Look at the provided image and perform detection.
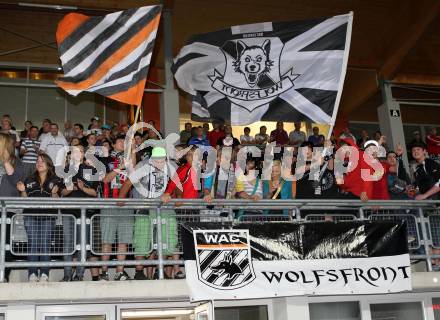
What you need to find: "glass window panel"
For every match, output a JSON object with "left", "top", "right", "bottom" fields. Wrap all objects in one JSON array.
[
  {"left": 370, "top": 302, "right": 424, "bottom": 320},
  {"left": 0, "top": 85, "right": 26, "bottom": 130},
  {"left": 0, "top": 76, "right": 25, "bottom": 84},
  {"left": 66, "top": 92, "right": 97, "bottom": 128},
  {"left": 309, "top": 302, "right": 361, "bottom": 320},
  {"left": 196, "top": 310, "right": 208, "bottom": 320},
  {"left": 120, "top": 309, "right": 193, "bottom": 320},
  {"left": 215, "top": 306, "right": 268, "bottom": 320},
  {"left": 432, "top": 298, "right": 440, "bottom": 320},
  {"left": 403, "top": 124, "right": 423, "bottom": 145},
  {"left": 348, "top": 122, "right": 380, "bottom": 140},
  {"left": 28, "top": 87, "right": 65, "bottom": 129},
  {"left": 45, "top": 316, "right": 105, "bottom": 320},
  {"left": 424, "top": 125, "right": 439, "bottom": 138}
]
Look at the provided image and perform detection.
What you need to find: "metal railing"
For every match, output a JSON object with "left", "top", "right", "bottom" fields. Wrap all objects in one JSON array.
[{"left": 0, "top": 198, "right": 439, "bottom": 281}]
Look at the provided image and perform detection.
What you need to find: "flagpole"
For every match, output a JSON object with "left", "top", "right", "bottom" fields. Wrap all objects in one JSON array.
[
  {"left": 134, "top": 105, "right": 141, "bottom": 125},
  {"left": 326, "top": 123, "right": 334, "bottom": 140},
  {"left": 126, "top": 105, "right": 141, "bottom": 168}
]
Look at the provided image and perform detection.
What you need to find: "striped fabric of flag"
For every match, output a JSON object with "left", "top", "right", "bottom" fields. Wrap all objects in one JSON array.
[{"left": 55, "top": 5, "right": 161, "bottom": 106}]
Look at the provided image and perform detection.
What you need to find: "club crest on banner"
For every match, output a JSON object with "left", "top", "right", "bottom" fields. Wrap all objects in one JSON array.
[
  {"left": 193, "top": 229, "right": 255, "bottom": 290},
  {"left": 209, "top": 37, "right": 299, "bottom": 112}
]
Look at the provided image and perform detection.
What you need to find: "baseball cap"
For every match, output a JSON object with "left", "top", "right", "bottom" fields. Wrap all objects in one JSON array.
[
  {"left": 364, "top": 140, "right": 379, "bottom": 149},
  {"left": 91, "top": 116, "right": 100, "bottom": 122},
  {"left": 151, "top": 147, "right": 166, "bottom": 158},
  {"left": 101, "top": 124, "right": 111, "bottom": 130}
]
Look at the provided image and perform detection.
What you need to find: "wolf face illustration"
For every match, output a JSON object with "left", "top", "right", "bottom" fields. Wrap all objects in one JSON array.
[
  {"left": 210, "top": 255, "right": 243, "bottom": 280},
  {"left": 233, "top": 39, "right": 274, "bottom": 88}
]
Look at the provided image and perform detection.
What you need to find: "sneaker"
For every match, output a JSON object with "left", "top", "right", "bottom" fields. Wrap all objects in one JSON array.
[
  {"left": 134, "top": 271, "right": 148, "bottom": 280},
  {"left": 60, "top": 275, "right": 72, "bottom": 282},
  {"left": 174, "top": 271, "right": 185, "bottom": 279},
  {"left": 99, "top": 272, "right": 109, "bottom": 281},
  {"left": 40, "top": 274, "right": 49, "bottom": 282},
  {"left": 29, "top": 273, "right": 39, "bottom": 282},
  {"left": 71, "top": 275, "right": 83, "bottom": 281},
  {"left": 114, "top": 271, "right": 130, "bottom": 281}
]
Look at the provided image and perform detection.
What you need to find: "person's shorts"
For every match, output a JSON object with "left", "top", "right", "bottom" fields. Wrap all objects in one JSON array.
[
  {"left": 100, "top": 208, "right": 134, "bottom": 244},
  {"left": 133, "top": 209, "right": 178, "bottom": 256},
  {"left": 161, "top": 209, "right": 178, "bottom": 256},
  {"left": 133, "top": 213, "right": 153, "bottom": 254}
]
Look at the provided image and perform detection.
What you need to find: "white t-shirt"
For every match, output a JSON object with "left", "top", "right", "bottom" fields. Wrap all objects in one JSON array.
[
  {"left": 129, "top": 159, "right": 167, "bottom": 199},
  {"left": 289, "top": 130, "right": 306, "bottom": 147},
  {"left": 240, "top": 134, "right": 254, "bottom": 144},
  {"left": 39, "top": 134, "right": 68, "bottom": 165}
]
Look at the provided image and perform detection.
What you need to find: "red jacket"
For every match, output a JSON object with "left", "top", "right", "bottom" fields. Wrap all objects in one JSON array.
[
  {"left": 372, "top": 161, "right": 390, "bottom": 200},
  {"left": 338, "top": 138, "right": 374, "bottom": 199},
  {"left": 165, "top": 163, "right": 199, "bottom": 199},
  {"left": 427, "top": 134, "right": 440, "bottom": 155}
]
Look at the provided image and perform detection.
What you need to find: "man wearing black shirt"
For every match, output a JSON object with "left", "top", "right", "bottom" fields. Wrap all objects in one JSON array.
[
  {"left": 412, "top": 142, "right": 440, "bottom": 200},
  {"left": 294, "top": 141, "right": 338, "bottom": 199},
  {"left": 73, "top": 123, "right": 88, "bottom": 147}
]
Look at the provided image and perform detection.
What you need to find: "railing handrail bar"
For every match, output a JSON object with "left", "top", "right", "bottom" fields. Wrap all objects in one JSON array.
[{"left": 0, "top": 197, "right": 438, "bottom": 207}]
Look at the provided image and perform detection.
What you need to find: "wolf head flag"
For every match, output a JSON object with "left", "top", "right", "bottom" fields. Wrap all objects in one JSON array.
[
  {"left": 172, "top": 13, "right": 353, "bottom": 125},
  {"left": 56, "top": 6, "right": 161, "bottom": 106}
]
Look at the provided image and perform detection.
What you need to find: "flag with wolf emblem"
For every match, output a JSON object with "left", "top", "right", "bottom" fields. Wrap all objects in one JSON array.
[
  {"left": 182, "top": 221, "right": 411, "bottom": 301},
  {"left": 55, "top": 5, "right": 161, "bottom": 106},
  {"left": 172, "top": 13, "right": 352, "bottom": 125},
  {"left": 192, "top": 229, "right": 255, "bottom": 289}
]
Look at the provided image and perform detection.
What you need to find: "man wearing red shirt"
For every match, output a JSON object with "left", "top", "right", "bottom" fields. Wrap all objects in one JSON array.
[
  {"left": 207, "top": 121, "right": 225, "bottom": 148},
  {"left": 426, "top": 127, "right": 440, "bottom": 157},
  {"left": 336, "top": 138, "right": 374, "bottom": 201},
  {"left": 270, "top": 121, "right": 289, "bottom": 146}
]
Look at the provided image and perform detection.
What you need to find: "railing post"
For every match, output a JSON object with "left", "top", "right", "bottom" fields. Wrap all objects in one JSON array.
[
  {"left": 294, "top": 207, "right": 301, "bottom": 221},
  {"left": 80, "top": 208, "right": 87, "bottom": 264},
  {"left": 0, "top": 204, "right": 6, "bottom": 282},
  {"left": 359, "top": 207, "right": 365, "bottom": 220},
  {"left": 228, "top": 207, "right": 234, "bottom": 222},
  {"left": 418, "top": 207, "right": 433, "bottom": 272},
  {"left": 156, "top": 206, "right": 164, "bottom": 280}
]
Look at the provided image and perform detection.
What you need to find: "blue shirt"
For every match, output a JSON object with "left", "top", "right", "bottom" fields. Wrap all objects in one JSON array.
[
  {"left": 262, "top": 179, "right": 294, "bottom": 216},
  {"left": 308, "top": 134, "right": 325, "bottom": 147},
  {"left": 188, "top": 137, "right": 211, "bottom": 151}
]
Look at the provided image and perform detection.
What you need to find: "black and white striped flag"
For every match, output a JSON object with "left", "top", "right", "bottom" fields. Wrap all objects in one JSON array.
[
  {"left": 56, "top": 6, "right": 161, "bottom": 106},
  {"left": 173, "top": 13, "right": 352, "bottom": 125}
]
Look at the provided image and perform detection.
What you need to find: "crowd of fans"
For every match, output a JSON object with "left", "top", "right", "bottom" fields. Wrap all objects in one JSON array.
[{"left": 0, "top": 114, "right": 439, "bottom": 282}]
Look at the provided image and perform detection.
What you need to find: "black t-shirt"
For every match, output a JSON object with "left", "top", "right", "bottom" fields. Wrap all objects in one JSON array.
[
  {"left": 295, "top": 165, "right": 338, "bottom": 199},
  {"left": 23, "top": 175, "right": 62, "bottom": 213},
  {"left": 62, "top": 163, "right": 98, "bottom": 198},
  {"left": 102, "top": 151, "right": 126, "bottom": 197},
  {"left": 414, "top": 158, "right": 440, "bottom": 199}
]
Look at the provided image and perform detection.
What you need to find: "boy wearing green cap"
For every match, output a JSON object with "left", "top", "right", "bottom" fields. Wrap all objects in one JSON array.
[{"left": 119, "top": 146, "right": 180, "bottom": 280}]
